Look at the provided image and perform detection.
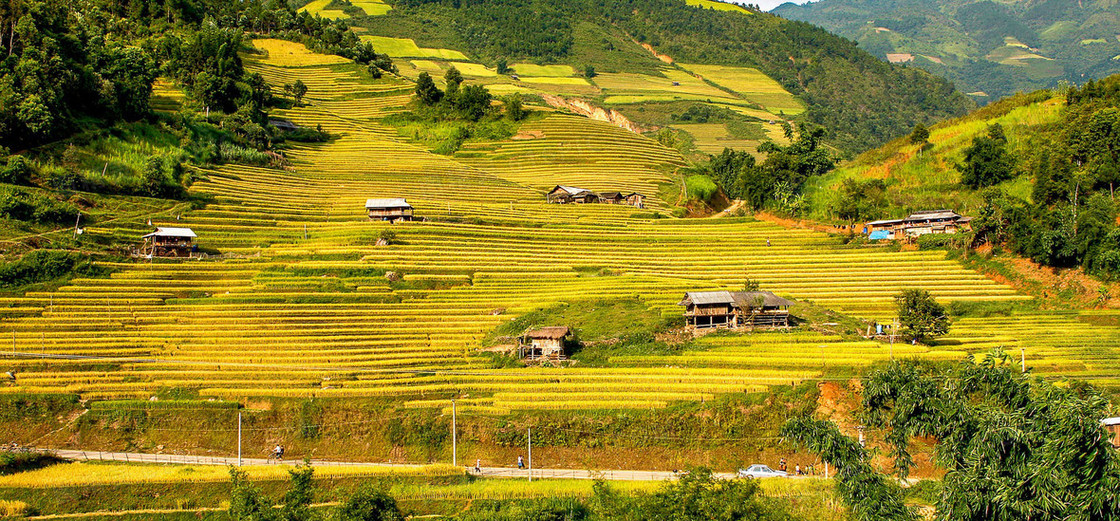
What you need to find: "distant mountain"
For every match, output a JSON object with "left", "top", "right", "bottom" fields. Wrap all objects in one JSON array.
[{"left": 773, "top": 0, "right": 1120, "bottom": 102}]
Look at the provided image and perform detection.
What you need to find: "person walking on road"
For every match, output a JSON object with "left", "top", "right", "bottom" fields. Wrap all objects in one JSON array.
[
  {"left": 475, "top": 459, "right": 481, "bottom": 473},
  {"left": 517, "top": 455, "right": 525, "bottom": 469},
  {"left": 779, "top": 458, "right": 786, "bottom": 472}
]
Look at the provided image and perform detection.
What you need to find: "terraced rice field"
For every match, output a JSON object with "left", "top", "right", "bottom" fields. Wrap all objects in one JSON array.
[
  {"left": 5, "top": 39, "right": 1105, "bottom": 413},
  {"left": 298, "top": 0, "right": 348, "bottom": 20},
  {"left": 677, "top": 64, "right": 805, "bottom": 115},
  {"left": 359, "top": 36, "right": 470, "bottom": 61}
]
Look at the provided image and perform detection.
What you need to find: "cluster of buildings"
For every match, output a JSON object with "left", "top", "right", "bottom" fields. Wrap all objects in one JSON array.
[
  {"left": 865, "top": 209, "right": 971, "bottom": 240},
  {"left": 546, "top": 186, "right": 645, "bottom": 208},
  {"left": 514, "top": 290, "right": 794, "bottom": 362},
  {"left": 145, "top": 188, "right": 651, "bottom": 257}
]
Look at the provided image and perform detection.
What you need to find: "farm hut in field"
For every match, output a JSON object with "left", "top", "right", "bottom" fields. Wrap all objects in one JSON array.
[
  {"left": 678, "top": 290, "right": 794, "bottom": 330},
  {"left": 1103, "top": 418, "right": 1120, "bottom": 447},
  {"left": 142, "top": 227, "right": 197, "bottom": 257},
  {"left": 519, "top": 326, "right": 571, "bottom": 360},
  {"left": 547, "top": 186, "right": 599, "bottom": 204},
  {"left": 366, "top": 198, "right": 414, "bottom": 222},
  {"left": 625, "top": 192, "right": 645, "bottom": 209},
  {"left": 600, "top": 191, "right": 625, "bottom": 204}
]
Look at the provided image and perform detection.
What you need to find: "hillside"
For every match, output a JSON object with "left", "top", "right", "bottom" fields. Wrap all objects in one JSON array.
[
  {"left": 803, "top": 74, "right": 1120, "bottom": 286},
  {"left": 774, "top": 0, "right": 1120, "bottom": 102},
  {"left": 5, "top": 39, "right": 1120, "bottom": 417},
  {"left": 348, "top": 0, "right": 974, "bottom": 155}
]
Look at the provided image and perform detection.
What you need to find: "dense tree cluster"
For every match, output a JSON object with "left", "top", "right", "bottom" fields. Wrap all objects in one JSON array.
[
  {"left": 0, "top": 0, "right": 393, "bottom": 150},
  {"left": 971, "top": 77, "right": 1120, "bottom": 277},
  {"left": 786, "top": 354, "right": 1120, "bottom": 521},
  {"left": 705, "top": 127, "right": 836, "bottom": 212}
]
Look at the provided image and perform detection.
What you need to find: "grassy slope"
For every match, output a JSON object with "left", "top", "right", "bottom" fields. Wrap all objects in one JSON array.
[{"left": 802, "top": 90, "right": 1062, "bottom": 221}]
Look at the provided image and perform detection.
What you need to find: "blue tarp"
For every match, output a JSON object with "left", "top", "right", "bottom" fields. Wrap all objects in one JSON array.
[{"left": 868, "top": 230, "right": 891, "bottom": 240}]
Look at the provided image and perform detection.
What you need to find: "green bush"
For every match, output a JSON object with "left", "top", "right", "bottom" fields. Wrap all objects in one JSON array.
[
  {"left": 915, "top": 232, "right": 973, "bottom": 251},
  {"left": 0, "top": 186, "right": 80, "bottom": 224},
  {"left": 0, "top": 451, "right": 63, "bottom": 476},
  {"left": 0, "top": 250, "right": 103, "bottom": 289},
  {"left": 685, "top": 174, "right": 719, "bottom": 202},
  {"left": 0, "top": 155, "right": 34, "bottom": 184}
]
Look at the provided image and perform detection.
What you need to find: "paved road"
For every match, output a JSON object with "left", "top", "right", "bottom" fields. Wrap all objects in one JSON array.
[{"left": 50, "top": 449, "right": 741, "bottom": 481}]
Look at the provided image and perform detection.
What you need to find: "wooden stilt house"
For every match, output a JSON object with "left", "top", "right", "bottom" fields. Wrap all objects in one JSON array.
[
  {"left": 142, "top": 227, "right": 198, "bottom": 257},
  {"left": 366, "top": 198, "right": 414, "bottom": 222},
  {"left": 678, "top": 291, "right": 794, "bottom": 330}
]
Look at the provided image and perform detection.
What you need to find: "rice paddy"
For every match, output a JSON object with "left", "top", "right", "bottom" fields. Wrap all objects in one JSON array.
[
  {"left": 5, "top": 38, "right": 1111, "bottom": 414},
  {"left": 359, "top": 36, "right": 470, "bottom": 61},
  {"left": 677, "top": 64, "right": 805, "bottom": 115}
]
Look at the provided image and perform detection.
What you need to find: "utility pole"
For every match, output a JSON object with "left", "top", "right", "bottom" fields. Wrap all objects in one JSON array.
[
  {"left": 528, "top": 428, "right": 532, "bottom": 482},
  {"left": 1021, "top": 346, "right": 1026, "bottom": 373},
  {"left": 237, "top": 412, "right": 242, "bottom": 467},
  {"left": 451, "top": 400, "right": 457, "bottom": 467}
]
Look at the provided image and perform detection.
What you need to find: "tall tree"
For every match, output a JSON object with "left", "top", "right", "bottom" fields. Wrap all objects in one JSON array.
[{"left": 861, "top": 354, "right": 1120, "bottom": 520}]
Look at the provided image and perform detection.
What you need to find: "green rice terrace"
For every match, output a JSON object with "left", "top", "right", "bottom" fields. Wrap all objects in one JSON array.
[{"left": 3, "top": 39, "right": 1119, "bottom": 418}]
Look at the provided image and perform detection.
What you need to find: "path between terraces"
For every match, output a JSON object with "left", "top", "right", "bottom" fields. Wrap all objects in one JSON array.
[{"left": 47, "top": 448, "right": 757, "bottom": 481}]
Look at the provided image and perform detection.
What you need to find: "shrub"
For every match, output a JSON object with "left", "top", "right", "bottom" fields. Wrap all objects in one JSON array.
[
  {"left": 685, "top": 174, "right": 718, "bottom": 202},
  {"left": 895, "top": 289, "right": 950, "bottom": 341},
  {"left": 0, "top": 452, "right": 62, "bottom": 476},
  {"left": 0, "top": 186, "right": 80, "bottom": 225},
  {"left": 0, "top": 250, "right": 103, "bottom": 289},
  {"left": 0, "top": 155, "right": 34, "bottom": 184},
  {"left": 338, "top": 487, "right": 404, "bottom": 521}
]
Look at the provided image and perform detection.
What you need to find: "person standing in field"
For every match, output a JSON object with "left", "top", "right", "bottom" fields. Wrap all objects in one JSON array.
[{"left": 517, "top": 455, "right": 525, "bottom": 469}]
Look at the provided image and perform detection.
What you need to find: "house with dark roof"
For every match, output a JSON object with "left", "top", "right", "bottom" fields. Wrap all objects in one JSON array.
[
  {"left": 366, "top": 198, "right": 414, "bottom": 222},
  {"left": 142, "top": 227, "right": 197, "bottom": 257},
  {"left": 599, "top": 191, "right": 625, "bottom": 204},
  {"left": 678, "top": 290, "right": 794, "bottom": 329}
]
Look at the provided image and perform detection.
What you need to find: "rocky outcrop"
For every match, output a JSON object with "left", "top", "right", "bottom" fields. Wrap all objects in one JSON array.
[{"left": 540, "top": 94, "right": 650, "bottom": 134}]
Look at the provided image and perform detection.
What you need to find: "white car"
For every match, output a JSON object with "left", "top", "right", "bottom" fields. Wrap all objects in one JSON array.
[{"left": 737, "top": 464, "right": 789, "bottom": 479}]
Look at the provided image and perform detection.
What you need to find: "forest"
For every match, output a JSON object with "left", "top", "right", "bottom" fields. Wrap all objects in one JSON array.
[{"left": 0, "top": 0, "right": 392, "bottom": 218}]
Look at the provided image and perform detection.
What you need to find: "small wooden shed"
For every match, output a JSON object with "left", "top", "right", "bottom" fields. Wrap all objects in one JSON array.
[
  {"left": 625, "top": 192, "right": 645, "bottom": 209},
  {"left": 1103, "top": 417, "right": 1120, "bottom": 447},
  {"left": 142, "top": 227, "right": 197, "bottom": 257},
  {"left": 520, "top": 326, "right": 571, "bottom": 360},
  {"left": 366, "top": 198, "right": 414, "bottom": 222},
  {"left": 600, "top": 191, "right": 625, "bottom": 204},
  {"left": 547, "top": 186, "right": 599, "bottom": 204}
]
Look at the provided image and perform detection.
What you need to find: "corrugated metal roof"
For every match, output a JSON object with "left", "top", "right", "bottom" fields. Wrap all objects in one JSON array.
[
  {"left": 142, "top": 227, "right": 197, "bottom": 239},
  {"left": 1102, "top": 417, "right": 1120, "bottom": 427},
  {"left": 365, "top": 198, "right": 412, "bottom": 209},
  {"left": 867, "top": 219, "right": 904, "bottom": 226},
  {"left": 524, "top": 326, "right": 570, "bottom": 339},
  {"left": 905, "top": 210, "right": 960, "bottom": 221},
  {"left": 551, "top": 185, "right": 592, "bottom": 195},
  {"left": 680, "top": 291, "right": 736, "bottom": 306},
  {"left": 734, "top": 291, "right": 795, "bottom": 308},
  {"left": 679, "top": 290, "right": 794, "bottom": 308}
]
